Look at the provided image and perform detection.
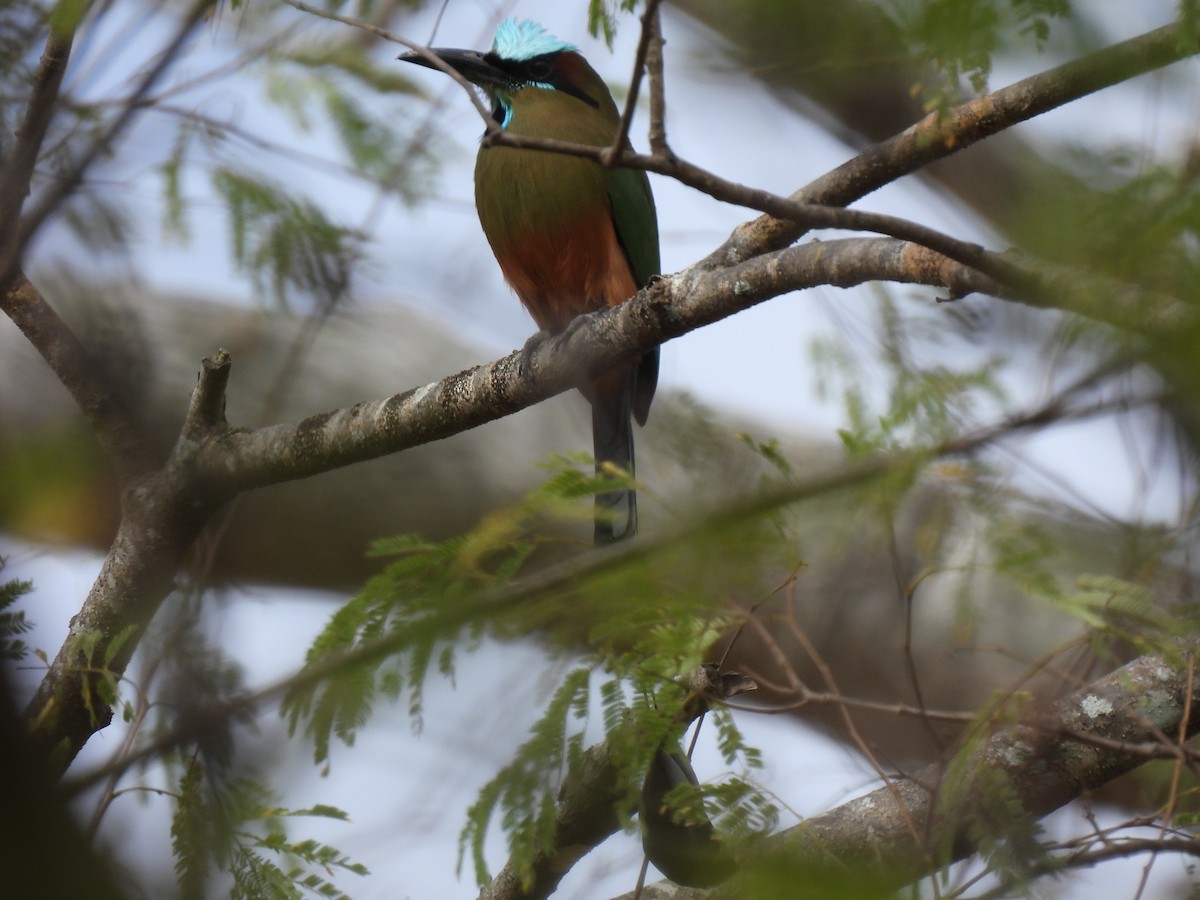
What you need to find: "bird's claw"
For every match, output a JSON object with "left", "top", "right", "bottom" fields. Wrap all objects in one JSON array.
[
  {"left": 518, "top": 329, "right": 550, "bottom": 377},
  {"left": 559, "top": 312, "right": 591, "bottom": 343}
]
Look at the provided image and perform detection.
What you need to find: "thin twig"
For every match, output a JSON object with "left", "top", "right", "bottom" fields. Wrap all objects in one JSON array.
[
  {"left": 86, "top": 653, "right": 164, "bottom": 838},
  {"left": 602, "top": 0, "right": 663, "bottom": 166},
  {"left": 896, "top": 531, "right": 943, "bottom": 752},
  {"left": 968, "top": 838, "right": 1200, "bottom": 900},
  {"left": 709, "top": 18, "right": 1200, "bottom": 266},
  {"left": 14, "top": 0, "right": 212, "bottom": 266},
  {"left": 782, "top": 590, "right": 929, "bottom": 854},
  {"left": 644, "top": 2, "right": 668, "bottom": 156},
  {"left": 277, "top": 0, "right": 500, "bottom": 131},
  {"left": 0, "top": 23, "right": 77, "bottom": 285},
  {"left": 1133, "top": 651, "right": 1198, "bottom": 900},
  {"left": 726, "top": 691, "right": 977, "bottom": 725}
]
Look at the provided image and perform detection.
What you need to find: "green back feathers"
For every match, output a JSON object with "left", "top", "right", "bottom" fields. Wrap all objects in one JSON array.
[{"left": 607, "top": 166, "right": 659, "bottom": 288}]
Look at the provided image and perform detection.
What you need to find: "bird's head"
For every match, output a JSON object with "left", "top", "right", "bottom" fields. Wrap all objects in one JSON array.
[{"left": 399, "top": 18, "right": 613, "bottom": 128}]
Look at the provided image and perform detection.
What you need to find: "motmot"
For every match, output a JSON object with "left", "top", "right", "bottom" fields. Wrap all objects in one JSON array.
[{"left": 400, "top": 19, "right": 660, "bottom": 545}]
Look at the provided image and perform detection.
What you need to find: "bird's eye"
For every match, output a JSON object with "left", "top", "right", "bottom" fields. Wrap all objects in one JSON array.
[{"left": 526, "top": 58, "right": 554, "bottom": 81}]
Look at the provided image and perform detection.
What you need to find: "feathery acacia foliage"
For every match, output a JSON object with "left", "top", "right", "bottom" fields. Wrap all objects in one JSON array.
[
  {"left": 5, "top": 1, "right": 1200, "bottom": 898},
  {"left": 171, "top": 753, "right": 367, "bottom": 900},
  {"left": 894, "top": 0, "right": 1070, "bottom": 102},
  {"left": 0, "top": 558, "right": 33, "bottom": 661},
  {"left": 280, "top": 464, "right": 778, "bottom": 887}
]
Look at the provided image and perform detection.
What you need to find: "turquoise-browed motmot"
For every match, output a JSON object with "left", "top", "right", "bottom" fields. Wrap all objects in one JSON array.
[{"left": 401, "top": 19, "right": 660, "bottom": 545}]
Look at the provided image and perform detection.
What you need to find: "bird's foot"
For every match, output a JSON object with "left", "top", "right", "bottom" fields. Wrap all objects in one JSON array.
[
  {"left": 518, "top": 329, "right": 551, "bottom": 377},
  {"left": 558, "top": 312, "right": 592, "bottom": 344}
]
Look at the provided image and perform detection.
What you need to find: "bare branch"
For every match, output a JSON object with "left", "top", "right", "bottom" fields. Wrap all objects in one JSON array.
[
  {"left": 181, "top": 349, "right": 232, "bottom": 439},
  {"left": 602, "top": 0, "right": 664, "bottom": 166},
  {"left": 189, "top": 238, "right": 996, "bottom": 494},
  {"left": 644, "top": 2, "right": 668, "bottom": 156}
]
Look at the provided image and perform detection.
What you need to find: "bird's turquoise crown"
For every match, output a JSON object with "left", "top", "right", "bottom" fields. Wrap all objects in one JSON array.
[{"left": 491, "top": 18, "right": 576, "bottom": 61}]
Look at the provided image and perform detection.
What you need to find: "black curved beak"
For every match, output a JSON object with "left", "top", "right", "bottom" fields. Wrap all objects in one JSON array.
[{"left": 398, "top": 48, "right": 506, "bottom": 88}]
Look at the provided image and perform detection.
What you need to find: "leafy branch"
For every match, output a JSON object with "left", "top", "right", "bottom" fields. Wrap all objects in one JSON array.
[{"left": 4, "top": 3, "right": 1200, "bottom": 898}]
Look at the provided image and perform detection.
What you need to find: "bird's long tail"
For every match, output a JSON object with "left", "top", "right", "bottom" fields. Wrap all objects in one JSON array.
[{"left": 591, "top": 375, "right": 637, "bottom": 545}]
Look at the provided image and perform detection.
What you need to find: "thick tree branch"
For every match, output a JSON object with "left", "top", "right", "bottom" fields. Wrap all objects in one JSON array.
[
  {"left": 26, "top": 356, "right": 238, "bottom": 773},
  {"left": 58, "top": 361, "right": 1154, "bottom": 817},
  {"left": 604, "top": 647, "right": 1200, "bottom": 899},
  {"left": 186, "top": 232, "right": 1185, "bottom": 498},
  {"left": 22, "top": 222, "right": 1185, "bottom": 770},
  {"left": 189, "top": 238, "right": 995, "bottom": 494}
]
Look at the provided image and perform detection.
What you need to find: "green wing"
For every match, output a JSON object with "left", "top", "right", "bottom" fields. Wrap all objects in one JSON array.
[
  {"left": 605, "top": 164, "right": 661, "bottom": 425},
  {"left": 607, "top": 166, "right": 660, "bottom": 287}
]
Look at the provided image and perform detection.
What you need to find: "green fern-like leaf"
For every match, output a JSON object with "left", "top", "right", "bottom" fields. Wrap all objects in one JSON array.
[
  {"left": 283, "top": 43, "right": 423, "bottom": 95},
  {"left": 708, "top": 776, "right": 779, "bottom": 841},
  {"left": 159, "top": 116, "right": 200, "bottom": 241},
  {"left": 230, "top": 846, "right": 300, "bottom": 900},
  {"left": 320, "top": 85, "right": 402, "bottom": 181},
  {"left": 172, "top": 756, "right": 215, "bottom": 900},
  {"left": 283, "top": 468, "right": 771, "bottom": 888},
  {"left": 891, "top": 0, "right": 1067, "bottom": 109},
  {"left": 1065, "top": 574, "right": 1198, "bottom": 659},
  {"left": 211, "top": 167, "right": 361, "bottom": 308},
  {"left": 282, "top": 509, "right": 541, "bottom": 765},
  {"left": 0, "top": 557, "right": 34, "bottom": 661},
  {"left": 459, "top": 667, "right": 592, "bottom": 887},
  {"left": 168, "top": 758, "right": 365, "bottom": 900},
  {"left": 260, "top": 56, "right": 436, "bottom": 203},
  {"left": 587, "top": 0, "right": 639, "bottom": 48}
]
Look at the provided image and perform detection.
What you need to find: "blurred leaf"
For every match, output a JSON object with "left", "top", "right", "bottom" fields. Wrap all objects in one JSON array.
[
  {"left": 172, "top": 756, "right": 214, "bottom": 900},
  {"left": 212, "top": 167, "right": 361, "bottom": 307},
  {"left": 283, "top": 43, "right": 423, "bottom": 94},
  {"left": 459, "top": 667, "right": 591, "bottom": 887},
  {"left": 167, "top": 750, "right": 365, "bottom": 899},
  {"left": 588, "top": 0, "right": 639, "bottom": 48},
  {"left": 161, "top": 118, "right": 200, "bottom": 241},
  {"left": 891, "top": 0, "right": 1069, "bottom": 106},
  {"left": 0, "top": 557, "right": 33, "bottom": 661},
  {"left": 59, "top": 191, "right": 131, "bottom": 253}
]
